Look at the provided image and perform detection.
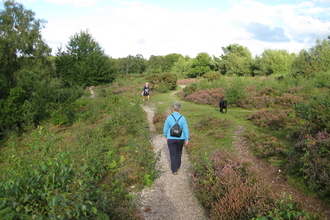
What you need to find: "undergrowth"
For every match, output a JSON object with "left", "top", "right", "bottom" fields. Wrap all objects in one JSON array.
[{"left": 0, "top": 84, "right": 158, "bottom": 219}]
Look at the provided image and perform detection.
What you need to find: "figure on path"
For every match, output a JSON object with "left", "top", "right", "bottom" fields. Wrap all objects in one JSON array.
[
  {"left": 142, "top": 82, "right": 150, "bottom": 101},
  {"left": 163, "top": 102, "right": 189, "bottom": 175}
]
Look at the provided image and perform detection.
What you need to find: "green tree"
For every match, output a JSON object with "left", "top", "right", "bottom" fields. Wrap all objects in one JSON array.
[
  {"left": 219, "top": 44, "right": 253, "bottom": 76},
  {"left": 290, "top": 38, "right": 330, "bottom": 78},
  {"left": 119, "top": 55, "right": 135, "bottom": 74},
  {"left": 0, "top": 0, "right": 51, "bottom": 91},
  {"left": 189, "top": 52, "right": 212, "bottom": 77},
  {"left": 146, "top": 55, "right": 165, "bottom": 73},
  {"left": 170, "top": 56, "right": 193, "bottom": 78},
  {"left": 133, "top": 54, "right": 147, "bottom": 74},
  {"left": 163, "top": 53, "right": 184, "bottom": 72},
  {"left": 253, "top": 49, "right": 295, "bottom": 76},
  {"left": 0, "top": 0, "right": 53, "bottom": 138},
  {"left": 310, "top": 39, "right": 330, "bottom": 72},
  {"left": 55, "top": 30, "right": 117, "bottom": 87},
  {"left": 210, "top": 55, "right": 222, "bottom": 73},
  {"left": 118, "top": 54, "right": 146, "bottom": 74}
]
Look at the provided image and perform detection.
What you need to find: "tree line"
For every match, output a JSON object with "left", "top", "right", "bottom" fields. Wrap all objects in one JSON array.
[{"left": 1, "top": 0, "right": 330, "bottom": 141}]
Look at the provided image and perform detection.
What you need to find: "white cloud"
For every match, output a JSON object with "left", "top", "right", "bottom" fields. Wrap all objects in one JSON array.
[
  {"left": 40, "top": 0, "right": 330, "bottom": 58},
  {"left": 45, "top": 0, "right": 100, "bottom": 7},
  {"left": 313, "top": 0, "right": 330, "bottom": 5}
]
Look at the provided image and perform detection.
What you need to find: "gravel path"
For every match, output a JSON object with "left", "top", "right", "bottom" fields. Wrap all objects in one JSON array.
[{"left": 137, "top": 104, "right": 208, "bottom": 220}]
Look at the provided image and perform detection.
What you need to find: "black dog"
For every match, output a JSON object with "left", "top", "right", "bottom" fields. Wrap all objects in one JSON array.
[{"left": 219, "top": 98, "right": 227, "bottom": 114}]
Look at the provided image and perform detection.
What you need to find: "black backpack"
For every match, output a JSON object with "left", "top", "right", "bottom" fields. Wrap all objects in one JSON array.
[{"left": 170, "top": 115, "right": 182, "bottom": 137}]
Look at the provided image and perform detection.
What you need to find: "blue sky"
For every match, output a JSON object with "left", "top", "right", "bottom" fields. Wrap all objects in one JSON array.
[{"left": 6, "top": 0, "right": 330, "bottom": 58}]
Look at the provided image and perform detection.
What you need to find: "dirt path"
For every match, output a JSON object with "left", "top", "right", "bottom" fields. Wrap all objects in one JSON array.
[{"left": 137, "top": 103, "right": 208, "bottom": 220}]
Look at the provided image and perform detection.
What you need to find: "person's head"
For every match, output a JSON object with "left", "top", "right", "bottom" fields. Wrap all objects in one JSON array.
[
  {"left": 146, "top": 82, "right": 149, "bottom": 85},
  {"left": 172, "top": 102, "right": 181, "bottom": 112}
]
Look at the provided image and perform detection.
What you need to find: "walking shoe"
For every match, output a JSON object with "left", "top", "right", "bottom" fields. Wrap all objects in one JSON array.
[{"left": 173, "top": 172, "right": 178, "bottom": 175}]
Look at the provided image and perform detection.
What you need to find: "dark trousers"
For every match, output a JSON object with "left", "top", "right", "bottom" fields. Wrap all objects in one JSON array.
[{"left": 167, "top": 139, "right": 184, "bottom": 173}]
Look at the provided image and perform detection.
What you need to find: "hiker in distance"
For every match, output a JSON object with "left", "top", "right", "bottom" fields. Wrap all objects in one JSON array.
[
  {"left": 163, "top": 102, "right": 189, "bottom": 175},
  {"left": 142, "top": 82, "right": 150, "bottom": 101}
]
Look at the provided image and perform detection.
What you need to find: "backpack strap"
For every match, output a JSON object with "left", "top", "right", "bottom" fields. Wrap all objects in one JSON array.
[{"left": 171, "top": 114, "right": 182, "bottom": 122}]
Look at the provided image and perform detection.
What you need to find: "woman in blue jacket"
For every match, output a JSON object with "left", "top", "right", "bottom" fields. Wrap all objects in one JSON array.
[{"left": 163, "top": 102, "right": 189, "bottom": 175}]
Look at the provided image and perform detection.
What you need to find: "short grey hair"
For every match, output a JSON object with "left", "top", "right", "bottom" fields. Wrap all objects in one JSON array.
[{"left": 172, "top": 102, "right": 181, "bottom": 112}]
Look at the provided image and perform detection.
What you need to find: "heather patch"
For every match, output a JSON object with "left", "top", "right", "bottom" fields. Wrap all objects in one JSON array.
[
  {"left": 192, "top": 149, "right": 280, "bottom": 219},
  {"left": 185, "top": 88, "right": 225, "bottom": 106},
  {"left": 257, "top": 87, "right": 279, "bottom": 96},
  {"left": 243, "top": 131, "right": 286, "bottom": 159},
  {"left": 177, "top": 78, "right": 200, "bottom": 85},
  {"left": 287, "top": 129, "right": 330, "bottom": 198},
  {"left": 248, "top": 109, "right": 293, "bottom": 130},
  {"left": 153, "top": 107, "right": 167, "bottom": 134},
  {"left": 238, "top": 86, "right": 300, "bottom": 109}
]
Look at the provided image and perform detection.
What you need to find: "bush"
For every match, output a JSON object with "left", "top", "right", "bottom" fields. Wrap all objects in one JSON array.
[
  {"left": 243, "top": 131, "right": 286, "bottom": 159},
  {"left": 203, "top": 71, "right": 222, "bottom": 81},
  {"left": 185, "top": 88, "right": 225, "bottom": 106},
  {"left": 294, "top": 91, "right": 330, "bottom": 132},
  {"left": 253, "top": 194, "right": 310, "bottom": 220},
  {"left": 225, "top": 78, "right": 247, "bottom": 107},
  {"left": 157, "top": 82, "right": 170, "bottom": 93},
  {"left": 153, "top": 107, "right": 167, "bottom": 134},
  {"left": 192, "top": 149, "right": 277, "bottom": 220},
  {"left": 248, "top": 109, "right": 292, "bottom": 130},
  {"left": 312, "top": 72, "right": 330, "bottom": 88},
  {"left": 0, "top": 152, "right": 102, "bottom": 219},
  {"left": 0, "top": 86, "right": 158, "bottom": 219},
  {"left": 51, "top": 103, "right": 76, "bottom": 126},
  {"left": 147, "top": 73, "right": 177, "bottom": 92},
  {"left": 183, "top": 82, "right": 197, "bottom": 96},
  {"left": 288, "top": 129, "right": 330, "bottom": 198}
]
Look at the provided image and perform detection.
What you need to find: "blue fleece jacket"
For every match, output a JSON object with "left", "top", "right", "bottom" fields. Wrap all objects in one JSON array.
[{"left": 163, "top": 112, "right": 189, "bottom": 141}]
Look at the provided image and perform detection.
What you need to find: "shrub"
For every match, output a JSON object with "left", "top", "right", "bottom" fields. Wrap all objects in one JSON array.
[
  {"left": 294, "top": 91, "right": 330, "bottom": 132},
  {"left": 185, "top": 88, "right": 225, "bottom": 106},
  {"left": 0, "top": 152, "right": 102, "bottom": 219},
  {"left": 0, "top": 86, "right": 158, "bottom": 219},
  {"left": 147, "top": 73, "right": 177, "bottom": 92},
  {"left": 243, "top": 131, "right": 286, "bottom": 159},
  {"left": 248, "top": 109, "right": 292, "bottom": 130},
  {"left": 253, "top": 194, "right": 310, "bottom": 220},
  {"left": 51, "top": 103, "right": 76, "bottom": 126},
  {"left": 192, "top": 149, "right": 277, "bottom": 220},
  {"left": 312, "top": 72, "right": 330, "bottom": 88},
  {"left": 183, "top": 82, "right": 198, "bottom": 96},
  {"left": 257, "top": 87, "right": 279, "bottom": 96},
  {"left": 288, "top": 129, "right": 330, "bottom": 198},
  {"left": 203, "top": 71, "right": 222, "bottom": 81},
  {"left": 225, "top": 78, "right": 247, "bottom": 107},
  {"left": 153, "top": 107, "right": 167, "bottom": 134},
  {"left": 157, "top": 82, "right": 170, "bottom": 93}
]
